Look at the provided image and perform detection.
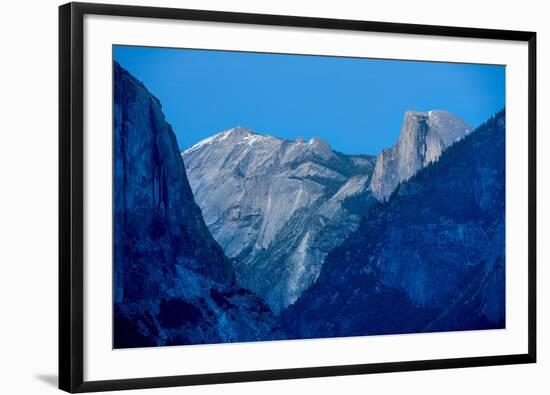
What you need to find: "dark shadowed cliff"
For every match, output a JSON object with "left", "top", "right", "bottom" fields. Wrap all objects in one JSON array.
[{"left": 113, "top": 62, "right": 283, "bottom": 347}]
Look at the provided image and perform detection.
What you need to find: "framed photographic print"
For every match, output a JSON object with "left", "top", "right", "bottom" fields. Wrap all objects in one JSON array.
[{"left": 59, "top": 2, "right": 536, "bottom": 392}]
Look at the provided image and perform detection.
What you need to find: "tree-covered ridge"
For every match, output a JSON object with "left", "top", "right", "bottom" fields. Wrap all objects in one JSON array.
[{"left": 281, "top": 110, "right": 505, "bottom": 339}]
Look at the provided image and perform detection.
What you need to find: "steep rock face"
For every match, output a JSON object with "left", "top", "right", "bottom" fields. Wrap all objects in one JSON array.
[
  {"left": 183, "top": 130, "right": 376, "bottom": 313},
  {"left": 370, "top": 110, "right": 471, "bottom": 201},
  {"left": 113, "top": 63, "right": 283, "bottom": 347},
  {"left": 281, "top": 110, "right": 505, "bottom": 339}
]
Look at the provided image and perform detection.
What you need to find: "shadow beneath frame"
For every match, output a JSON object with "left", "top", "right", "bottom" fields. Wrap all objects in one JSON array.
[{"left": 35, "top": 374, "right": 58, "bottom": 388}]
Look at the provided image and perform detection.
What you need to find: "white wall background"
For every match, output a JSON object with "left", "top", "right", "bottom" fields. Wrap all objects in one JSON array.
[{"left": 0, "top": 0, "right": 546, "bottom": 393}]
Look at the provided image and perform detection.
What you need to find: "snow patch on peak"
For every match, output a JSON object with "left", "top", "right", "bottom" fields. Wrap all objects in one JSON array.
[
  {"left": 183, "top": 134, "right": 221, "bottom": 155},
  {"left": 220, "top": 127, "right": 281, "bottom": 147},
  {"left": 242, "top": 133, "right": 267, "bottom": 146},
  {"left": 226, "top": 126, "right": 253, "bottom": 136},
  {"left": 183, "top": 127, "right": 256, "bottom": 154}
]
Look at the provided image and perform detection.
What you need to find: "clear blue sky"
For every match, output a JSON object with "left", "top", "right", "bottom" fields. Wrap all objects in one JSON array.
[{"left": 114, "top": 45, "right": 505, "bottom": 155}]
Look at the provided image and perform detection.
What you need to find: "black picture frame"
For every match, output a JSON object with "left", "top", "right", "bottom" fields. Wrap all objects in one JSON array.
[{"left": 59, "top": 2, "right": 537, "bottom": 392}]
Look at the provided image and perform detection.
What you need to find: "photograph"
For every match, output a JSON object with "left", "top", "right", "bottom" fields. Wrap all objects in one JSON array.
[{"left": 112, "top": 45, "right": 506, "bottom": 348}]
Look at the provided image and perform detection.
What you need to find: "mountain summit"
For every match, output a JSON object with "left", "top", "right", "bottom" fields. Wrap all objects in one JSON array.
[
  {"left": 370, "top": 110, "right": 471, "bottom": 200},
  {"left": 183, "top": 128, "right": 376, "bottom": 313}
]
